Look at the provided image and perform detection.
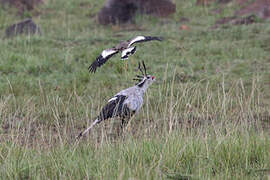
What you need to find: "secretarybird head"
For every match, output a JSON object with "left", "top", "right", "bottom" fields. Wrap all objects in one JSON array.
[{"left": 133, "top": 61, "right": 155, "bottom": 89}]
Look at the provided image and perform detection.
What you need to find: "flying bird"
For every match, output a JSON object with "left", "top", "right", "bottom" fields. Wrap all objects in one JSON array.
[
  {"left": 77, "top": 61, "right": 155, "bottom": 139},
  {"left": 88, "top": 35, "right": 162, "bottom": 73}
]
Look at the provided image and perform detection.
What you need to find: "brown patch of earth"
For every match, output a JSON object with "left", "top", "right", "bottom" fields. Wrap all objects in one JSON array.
[
  {"left": 97, "top": 0, "right": 176, "bottom": 25},
  {"left": 0, "top": 0, "right": 43, "bottom": 15},
  {"left": 235, "top": 0, "right": 270, "bottom": 19},
  {"left": 211, "top": 0, "right": 270, "bottom": 28}
]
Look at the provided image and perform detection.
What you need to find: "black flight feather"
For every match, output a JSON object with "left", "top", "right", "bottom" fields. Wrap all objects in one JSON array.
[
  {"left": 88, "top": 50, "right": 119, "bottom": 73},
  {"left": 98, "top": 95, "right": 133, "bottom": 121}
]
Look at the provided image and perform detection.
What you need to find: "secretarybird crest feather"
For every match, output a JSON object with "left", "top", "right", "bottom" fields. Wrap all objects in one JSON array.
[
  {"left": 77, "top": 61, "right": 155, "bottom": 139},
  {"left": 88, "top": 35, "right": 162, "bottom": 73}
]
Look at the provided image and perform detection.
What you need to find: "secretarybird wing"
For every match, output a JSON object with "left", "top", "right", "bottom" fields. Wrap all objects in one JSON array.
[
  {"left": 127, "top": 35, "right": 163, "bottom": 47},
  {"left": 88, "top": 48, "right": 119, "bottom": 73},
  {"left": 76, "top": 95, "right": 126, "bottom": 139},
  {"left": 76, "top": 95, "right": 129, "bottom": 139},
  {"left": 98, "top": 95, "right": 128, "bottom": 120}
]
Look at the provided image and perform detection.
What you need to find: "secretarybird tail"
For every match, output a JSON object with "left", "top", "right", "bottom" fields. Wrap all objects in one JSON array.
[{"left": 76, "top": 119, "right": 99, "bottom": 139}]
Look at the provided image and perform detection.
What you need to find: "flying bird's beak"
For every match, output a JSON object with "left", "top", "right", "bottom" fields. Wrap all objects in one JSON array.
[{"left": 152, "top": 76, "right": 155, "bottom": 80}]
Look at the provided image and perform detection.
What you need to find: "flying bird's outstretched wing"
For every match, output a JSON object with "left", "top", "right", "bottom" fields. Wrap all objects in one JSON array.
[
  {"left": 128, "top": 36, "right": 163, "bottom": 47},
  {"left": 88, "top": 48, "right": 119, "bottom": 73},
  {"left": 121, "top": 46, "right": 136, "bottom": 60}
]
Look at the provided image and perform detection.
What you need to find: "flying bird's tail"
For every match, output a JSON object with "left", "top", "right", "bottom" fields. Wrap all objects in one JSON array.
[{"left": 76, "top": 119, "right": 100, "bottom": 139}]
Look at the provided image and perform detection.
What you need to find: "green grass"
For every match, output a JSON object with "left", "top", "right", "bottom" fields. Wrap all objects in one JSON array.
[
  {"left": 1, "top": 130, "right": 270, "bottom": 179},
  {"left": 0, "top": 0, "right": 270, "bottom": 179}
]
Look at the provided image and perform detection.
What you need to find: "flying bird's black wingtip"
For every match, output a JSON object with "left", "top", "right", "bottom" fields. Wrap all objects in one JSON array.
[
  {"left": 88, "top": 54, "right": 108, "bottom": 73},
  {"left": 88, "top": 58, "right": 100, "bottom": 73},
  {"left": 155, "top": 36, "right": 163, "bottom": 41},
  {"left": 88, "top": 65, "right": 97, "bottom": 73},
  {"left": 144, "top": 36, "right": 163, "bottom": 41}
]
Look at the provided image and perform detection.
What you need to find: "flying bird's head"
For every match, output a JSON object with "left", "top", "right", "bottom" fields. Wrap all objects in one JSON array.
[{"left": 133, "top": 61, "right": 155, "bottom": 89}]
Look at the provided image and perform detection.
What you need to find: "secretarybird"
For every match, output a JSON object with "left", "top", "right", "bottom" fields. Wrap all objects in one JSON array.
[
  {"left": 77, "top": 61, "right": 155, "bottom": 139},
  {"left": 88, "top": 35, "right": 162, "bottom": 73}
]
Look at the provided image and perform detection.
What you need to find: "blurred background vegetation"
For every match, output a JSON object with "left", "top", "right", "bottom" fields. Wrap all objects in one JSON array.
[{"left": 0, "top": 0, "right": 270, "bottom": 179}]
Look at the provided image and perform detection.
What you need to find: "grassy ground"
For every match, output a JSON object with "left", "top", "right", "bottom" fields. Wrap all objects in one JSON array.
[{"left": 0, "top": 0, "right": 270, "bottom": 179}]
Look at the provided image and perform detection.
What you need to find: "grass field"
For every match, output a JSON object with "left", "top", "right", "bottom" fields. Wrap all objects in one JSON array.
[{"left": 0, "top": 0, "right": 270, "bottom": 179}]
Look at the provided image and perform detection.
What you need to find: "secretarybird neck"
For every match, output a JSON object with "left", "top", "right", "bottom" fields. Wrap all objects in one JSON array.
[
  {"left": 135, "top": 76, "right": 154, "bottom": 93},
  {"left": 136, "top": 80, "right": 150, "bottom": 92}
]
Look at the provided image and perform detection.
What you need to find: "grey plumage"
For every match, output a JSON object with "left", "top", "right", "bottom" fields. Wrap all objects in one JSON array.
[
  {"left": 77, "top": 61, "right": 155, "bottom": 139},
  {"left": 88, "top": 35, "right": 162, "bottom": 73}
]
